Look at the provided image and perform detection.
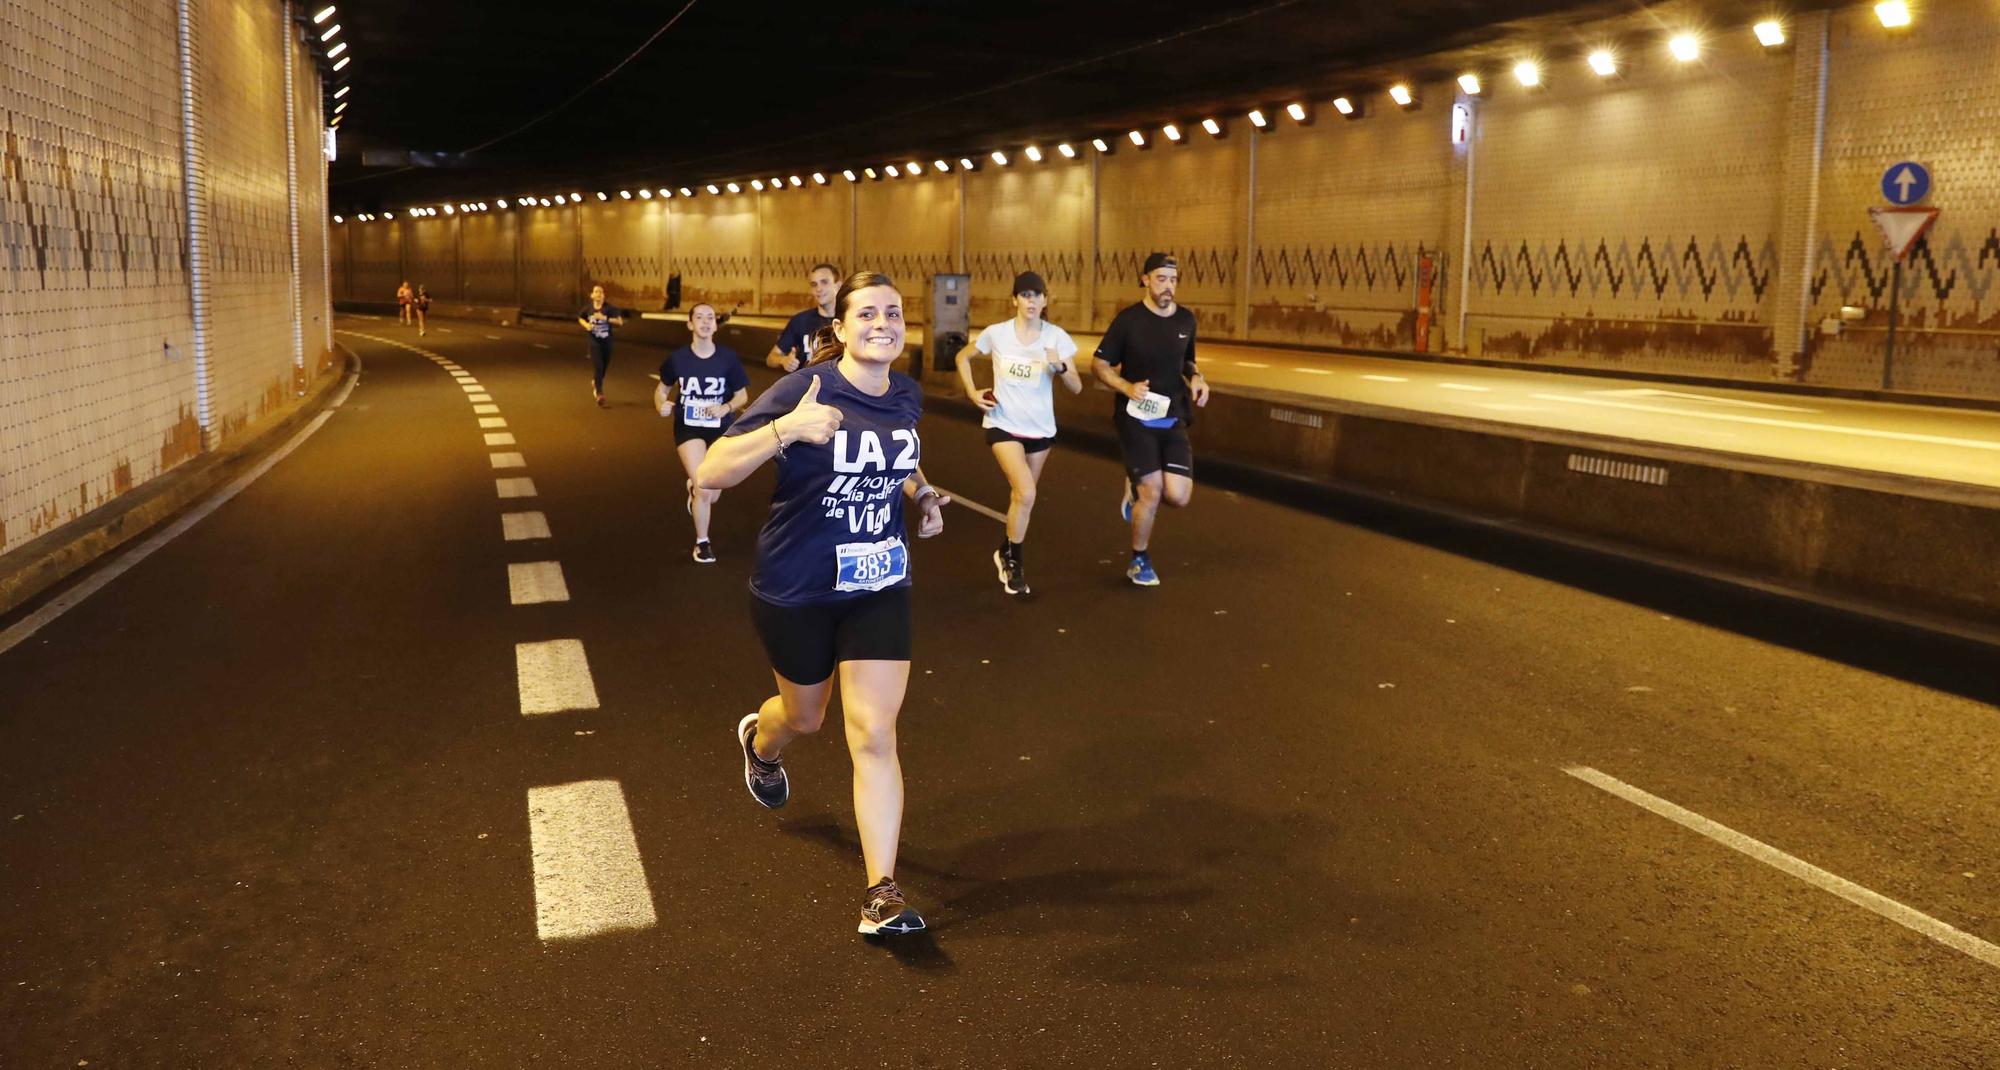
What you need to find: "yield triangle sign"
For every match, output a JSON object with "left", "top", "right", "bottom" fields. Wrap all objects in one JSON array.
[{"left": 1869, "top": 206, "right": 1940, "bottom": 262}]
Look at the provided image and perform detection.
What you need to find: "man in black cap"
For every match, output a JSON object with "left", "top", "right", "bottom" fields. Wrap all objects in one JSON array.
[{"left": 1091, "top": 252, "right": 1208, "bottom": 586}]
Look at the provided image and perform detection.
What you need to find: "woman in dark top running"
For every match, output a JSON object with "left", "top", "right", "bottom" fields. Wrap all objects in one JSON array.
[
  {"left": 577, "top": 284, "right": 627, "bottom": 407},
  {"left": 696, "top": 271, "right": 948, "bottom": 936},
  {"left": 413, "top": 285, "right": 432, "bottom": 337},
  {"left": 654, "top": 302, "right": 749, "bottom": 562}
]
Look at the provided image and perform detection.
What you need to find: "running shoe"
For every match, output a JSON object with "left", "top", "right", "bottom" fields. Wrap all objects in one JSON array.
[
  {"left": 1126, "top": 552, "right": 1160, "bottom": 587},
  {"left": 1119, "top": 479, "right": 1135, "bottom": 522},
  {"left": 858, "top": 877, "right": 926, "bottom": 936},
  {"left": 736, "top": 713, "right": 788, "bottom": 809},
  {"left": 692, "top": 541, "right": 717, "bottom": 564},
  {"left": 993, "top": 548, "right": 1028, "bottom": 596}
]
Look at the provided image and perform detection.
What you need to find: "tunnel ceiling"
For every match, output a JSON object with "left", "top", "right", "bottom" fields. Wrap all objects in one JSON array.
[{"left": 327, "top": 0, "right": 1818, "bottom": 212}]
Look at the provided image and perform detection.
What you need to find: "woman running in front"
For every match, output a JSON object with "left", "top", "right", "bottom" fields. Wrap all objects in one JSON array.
[
  {"left": 696, "top": 271, "right": 947, "bottom": 936},
  {"left": 655, "top": 302, "right": 748, "bottom": 563},
  {"left": 955, "top": 270, "right": 1082, "bottom": 595},
  {"left": 577, "top": 284, "right": 627, "bottom": 408},
  {"left": 413, "top": 284, "right": 432, "bottom": 337}
]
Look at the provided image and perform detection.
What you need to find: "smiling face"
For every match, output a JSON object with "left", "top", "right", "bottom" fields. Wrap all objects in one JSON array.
[
  {"left": 689, "top": 303, "right": 717, "bottom": 341},
  {"left": 590, "top": 285, "right": 606, "bottom": 305},
  {"left": 832, "top": 284, "right": 905, "bottom": 365},
  {"left": 809, "top": 268, "right": 839, "bottom": 312},
  {"left": 1143, "top": 267, "right": 1177, "bottom": 309},
  {"left": 1014, "top": 289, "right": 1046, "bottom": 322}
]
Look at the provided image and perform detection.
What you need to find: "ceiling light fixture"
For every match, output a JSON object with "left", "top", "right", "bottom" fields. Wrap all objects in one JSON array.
[
  {"left": 1057, "top": 142, "right": 1077, "bottom": 157},
  {"left": 1458, "top": 73, "right": 1481, "bottom": 95},
  {"left": 312, "top": 6, "right": 335, "bottom": 23},
  {"left": 1248, "top": 109, "right": 1267, "bottom": 128}
]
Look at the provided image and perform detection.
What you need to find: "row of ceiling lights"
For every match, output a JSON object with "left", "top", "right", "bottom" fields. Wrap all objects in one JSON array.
[
  {"left": 331, "top": 5, "right": 1919, "bottom": 223},
  {"left": 311, "top": 5, "right": 353, "bottom": 129}
]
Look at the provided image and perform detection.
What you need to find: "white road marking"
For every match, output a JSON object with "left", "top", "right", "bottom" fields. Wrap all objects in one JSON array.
[
  {"left": 928, "top": 487, "right": 1006, "bottom": 524},
  {"left": 495, "top": 477, "right": 537, "bottom": 498},
  {"left": 1292, "top": 367, "right": 1334, "bottom": 375},
  {"left": 1598, "top": 387, "right": 1818, "bottom": 413},
  {"left": 1477, "top": 403, "right": 1551, "bottom": 413},
  {"left": 1234, "top": 361, "right": 1270, "bottom": 369},
  {"left": 453, "top": 373, "right": 475, "bottom": 381},
  {"left": 474, "top": 403, "right": 501, "bottom": 414},
  {"left": 0, "top": 362, "right": 363, "bottom": 657},
  {"left": 527, "top": 780, "right": 657, "bottom": 942},
  {"left": 534, "top": 343, "right": 552, "bottom": 350},
  {"left": 516, "top": 639, "right": 600, "bottom": 715},
  {"left": 1532, "top": 393, "right": 2000, "bottom": 452},
  {"left": 502, "top": 511, "right": 552, "bottom": 541},
  {"left": 489, "top": 452, "right": 527, "bottom": 469},
  {"left": 485, "top": 334, "right": 502, "bottom": 341},
  {"left": 508, "top": 561, "right": 571, "bottom": 604},
  {"left": 484, "top": 432, "right": 518, "bottom": 446},
  {"left": 1565, "top": 765, "right": 2000, "bottom": 971},
  {"left": 470, "top": 393, "right": 493, "bottom": 403},
  {"left": 460, "top": 383, "right": 484, "bottom": 393},
  {"left": 1439, "top": 382, "right": 1490, "bottom": 392},
  {"left": 1361, "top": 374, "right": 1410, "bottom": 383},
  {"left": 479, "top": 417, "right": 509, "bottom": 428},
  {"left": 439, "top": 327, "right": 454, "bottom": 333}
]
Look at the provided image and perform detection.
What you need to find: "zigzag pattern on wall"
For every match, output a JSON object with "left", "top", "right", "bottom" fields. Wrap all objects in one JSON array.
[
  {"left": 1472, "top": 238, "right": 1778, "bottom": 303},
  {"left": 1812, "top": 228, "right": 2000, "bottom": 325},
  {"left": 1096, "top": 248, "right": 1238, "bottom": 286},
  {"left": 3, "top": 126, "right": 190, "bottom": 290},
  {"left": 1252, "top": 244, "right": 1430, "bottom": 292},
  {"left": 668, "top": 255, "right": 756, "bottom": 277},
  {"left": 967, "top": 250, "right": 1087, "bottom": 285},
  {"left": 764, "top": 253, "right": 843, "bottom": 279},
  {"left": 858, "top": 251, "right": 956, "bottom": 283},
  {"left": 582, "top": 255, "right": 662, "bottom": 281}
]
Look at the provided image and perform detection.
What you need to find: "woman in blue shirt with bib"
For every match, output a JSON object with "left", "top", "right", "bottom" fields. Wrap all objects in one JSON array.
[
  {"left": 696, "top": 271, "right": 947, "bottom": 937},
  {"left": 655, "top": 302, "right": 749, "bottom": 563}
]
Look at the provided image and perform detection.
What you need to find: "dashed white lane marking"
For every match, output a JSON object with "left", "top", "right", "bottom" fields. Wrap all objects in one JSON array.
[
  {"left": 439, "top": 327, "right": 454, "bottom": 333},
  {"left": 460, "top": 383, "right": 484, "bottom": 393},
  {"left": 527, "top": 780, "right": 657, "bottom": 942},
  {"left": 1439, "top": 382, "right": 1490, "bottom": 392},
  {"left": 1234, "top": 360, "right": 1270, "bottom": 369},
  {"left": 533, "top": 343, "right": 552, "bottom": 350},
  {"left": 502, "top": 511, "right": 552, "bottom": 540},
  {"left": 1532, "top": 393, "right": 2000, "bottom": 452},
  {"left": 479, "top": 417, "right": 509, "bottom": 429},
  {"left": 1597, "top": 387, "right": 1818, "bottom": 413},
  {"left": 508, "top": 561, "right": 571, "bottom": 605},
  {"left": 0, "top": 364, "right": 362, "bottom": 657},
  {"left": 516, "top": 639, "right": 600, "bottom": 715},
  {"left": 1565, "top": 765, "right": 2000, "bottom": 971},
  {"left": 1361, "top": 374, "right": 1409, "bottom": 383},
  {"left": 474, "top": 403, "right": 501, "bottom": 414},
  {"left": 453, "top": 374, "right": 476, "bottom": 382},
  {"left": 485, "top": 334, "right": 502, "bottom": 341},
  {"left": 495, "top": 477, "right": 538, "bottom": 498},
  {"left": 489, "top": 452, "right": 527, "bottom": 469},
  {"left": 1291, "top": 367, "right": 1334, "bottom": 375},
  {"left": 484, "top": 432, "right": 518, "bottom": 446},
  {"left": 928, "top": 487, "right": 1006, "bottom": 524},
  {"left": 470, "top": 394, "right": 494, "bottom": 403}
]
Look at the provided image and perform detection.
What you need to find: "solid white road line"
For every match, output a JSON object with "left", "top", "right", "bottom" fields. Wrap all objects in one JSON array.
[
  {"left": 1439, "top": 382, "right": 1490, "bottom": 392},
  {"left": 1361, "top": 374, "right": 1410, "bottom": 383},
  {"left": 479, "top": 417, "right": 509, "bottom": 429},
  {"left": 1234, "top": 361, "right": 1270, "bottom": 369},
  {"left": 1565, "top": 765, "right": 2000, "bottom": 971},
  {"left": 469, "top": 393, "right": 493, "bottom": 403},
  {"left": 474, "top": 403, "right": 501, "bottom": 414},
  {"left": 928, "top": 487, "right": 1006, "bottom": 524},
  {"left": 484, "top": 432, "right": 518, "bottom": 446},
  {"left": 527, "top": 780, "right": 657, "bottom": 942},
  {"left": 0, "top": 367, "right": 361, "bottom": 657},
  {"left": 502, "top": 511, "right": 552, "bottom": 541},
  {"left": 508, "top": 561, "right": 571, "bottom": 605},
  {"left": 1532, "top": 393, "right": 2000, "bottom": 453},
  {"left": 495, "top": 477, "right": 538, "bottom": 498},
  {"left": 516, "top": 639, "right": 600, "bottom": 715},
  {"left": 1598, "top": 387, "right": 1818, "bottom": 413},
  {"left": 489, "top": 452, "right": 527, "bottom": 469}
]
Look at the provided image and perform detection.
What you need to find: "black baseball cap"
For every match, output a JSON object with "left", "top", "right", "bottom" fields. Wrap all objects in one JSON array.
[
  {"left": 1012, "top": 271, "right": 1047, "bottom": 296},
  {"left": 1141, "top": 252, "right": 1178, "bottom": 275}
]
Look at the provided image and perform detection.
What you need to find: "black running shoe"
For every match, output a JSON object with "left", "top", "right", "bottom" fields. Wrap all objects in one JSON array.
[
  {"left": 736, "top": 713, "right": 788, "bottom": 809},
  {"left": 692, "top": 541, "right": 717, "bottom": 564},
  {"left": 858, "top": 877, "right": 926, "bottom": 936},
  {"left": 992, "top": 548, "right": 1028, "bottom": 596}
]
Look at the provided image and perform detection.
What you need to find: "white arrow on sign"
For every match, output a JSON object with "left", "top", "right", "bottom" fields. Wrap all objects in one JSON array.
[{"left": 1891, "top": 166, "right": 1919, "bottom": 202}]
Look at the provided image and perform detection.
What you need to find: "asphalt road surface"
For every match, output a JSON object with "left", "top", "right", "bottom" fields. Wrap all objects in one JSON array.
[{"left": 2, "top": 317, "right": 1995, "bottom": 1068}]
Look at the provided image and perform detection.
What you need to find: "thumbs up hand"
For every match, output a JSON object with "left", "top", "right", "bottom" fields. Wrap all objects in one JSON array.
[{"left": 774, "top": 375, "right": 843, "bottom": 446}]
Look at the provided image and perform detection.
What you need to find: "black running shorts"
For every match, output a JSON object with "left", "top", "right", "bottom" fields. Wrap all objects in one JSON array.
[
  {"left": 673, "top": 422, "right": 726, "bottom": 447},
  {"left": 984, "top": 425, "right": 1054, "bottom": 454},
  {"left": 750, "top": 586, "right": 912, "bottom": 685},
  {"left": 1114, "top": 416, "right": 1193, "bottom": 481}
]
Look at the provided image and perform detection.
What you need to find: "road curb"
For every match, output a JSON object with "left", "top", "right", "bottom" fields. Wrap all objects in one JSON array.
[{"left": 0, "top": 348, "right": 361, "bottom": 622}]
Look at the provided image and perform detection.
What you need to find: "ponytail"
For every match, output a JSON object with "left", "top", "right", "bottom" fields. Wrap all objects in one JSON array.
[
  {"left": 806, "top": 325, "right": 844, "bottom": 366},
  {"left": 806, "top": 270, "right": 898, "bottom": 366}
]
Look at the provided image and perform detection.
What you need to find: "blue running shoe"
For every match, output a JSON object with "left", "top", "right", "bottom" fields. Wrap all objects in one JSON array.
[
  {"left": 1126, "top": 553, "right": 1160, "bottom": 587},
  {"left": 1119, "top": 479, "right": 1135, "bottom": 522},
  {"left": 737, "top": 713, "right": 789, "bottom": 808}
]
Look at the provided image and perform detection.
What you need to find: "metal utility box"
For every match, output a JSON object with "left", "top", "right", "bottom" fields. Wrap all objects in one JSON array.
[{"left": 928, "top": 273, "right": 971, "bottom": 373}]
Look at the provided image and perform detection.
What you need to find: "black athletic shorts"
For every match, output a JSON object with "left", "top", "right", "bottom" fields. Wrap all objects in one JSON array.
[
  {"left": 984, "top": 425, "right": 1054, "bottom": 454},
  {"left": 673, "top": 422, "right": 725, "bottom": 447},
  {"left": 1114, "top": 416, "right": 1193, "bottom": 481},
  {"left": 750, "top": 586, "right": 912, "bottom": 685}
]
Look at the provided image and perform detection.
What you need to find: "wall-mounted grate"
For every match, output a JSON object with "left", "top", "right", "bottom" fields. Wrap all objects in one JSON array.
[{"left": 1567, "top": 453, "right": 1669, "bottom": 486}]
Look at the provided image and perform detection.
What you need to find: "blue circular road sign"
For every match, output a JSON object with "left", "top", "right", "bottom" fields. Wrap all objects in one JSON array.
[{"left": 1881, "top": 161, "right": 1931, "bottom": 205}]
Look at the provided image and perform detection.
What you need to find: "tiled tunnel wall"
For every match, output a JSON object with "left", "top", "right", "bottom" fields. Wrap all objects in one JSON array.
[{"left": 1, "top": 0, "right": 334, "bottom": 558}]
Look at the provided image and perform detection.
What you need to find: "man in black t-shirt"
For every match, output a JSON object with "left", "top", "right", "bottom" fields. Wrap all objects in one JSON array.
[
  {"left": 766, "top": 263, "right": 840, "bottom": 372},
  {"left": 1092, "top": 252, "right": 1210, "bottom": 586}
]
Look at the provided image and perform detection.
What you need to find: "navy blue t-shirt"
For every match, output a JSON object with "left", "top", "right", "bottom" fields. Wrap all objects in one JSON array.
[
  {"left": 660, "top": 345, "right": 749, "bottom": 433},
  {"left": 581, "top": 303, "right": 626, "bottom": 340},
  {"left": 775, "top": 308, "right": 835, "bottom": 362},
  {"left": 727, "top": 361, "right": 924, "bottom": 607}
]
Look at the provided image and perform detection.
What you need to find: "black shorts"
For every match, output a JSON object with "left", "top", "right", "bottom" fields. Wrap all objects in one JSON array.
[
  {"left": 1114, "top": 417, "right": 1193, "bottom": 481},
  {"left": 984, "top": 426, "right": 1054, "bottom": 454},
  {"left": 750, "top": 586, "right": 912, "bottom": 685},
  {"left": 673, "top": 422, "right": 725, "bottom": 447}
]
